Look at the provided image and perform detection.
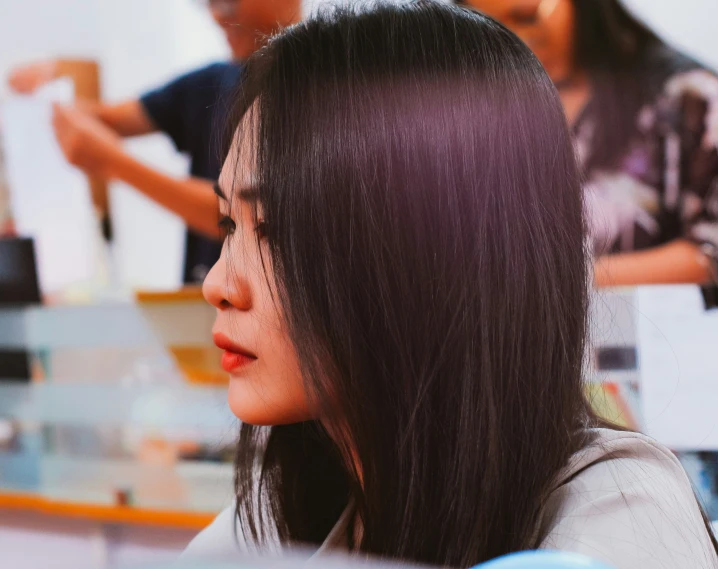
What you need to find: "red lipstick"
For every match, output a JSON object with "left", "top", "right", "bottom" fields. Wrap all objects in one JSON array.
[{"left": 213, "top": 333, "right": 257, "bottom": 373}]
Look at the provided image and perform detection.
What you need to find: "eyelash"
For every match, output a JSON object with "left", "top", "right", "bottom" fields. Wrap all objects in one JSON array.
[
  {"left": 218, "top": 215, "right": 236, "bottom": 239},
  {"left": 217, "top": 216, "right": 269, "bottom": 240},
  {"left": 255, "top": 220, "right": 269, "bottom": 239}
]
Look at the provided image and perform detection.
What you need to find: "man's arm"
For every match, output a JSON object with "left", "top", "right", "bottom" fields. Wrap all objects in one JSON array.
[
  {"left": 79, "top": 100, "right": 157, "bottom": 138},
  {"left": 9, "top": 59, "right": 156, "bottom": 138},
  {"left": 593, "top": 240, "right": 713, "bottom": 287},
  {"left": 111, "top": 153, "right": 221, "bottom": 239},
  {"left": 53, "top": 104, "right": 221, "bottom": 239}
]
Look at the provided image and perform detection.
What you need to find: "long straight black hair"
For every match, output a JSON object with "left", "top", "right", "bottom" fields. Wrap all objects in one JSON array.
[
  {"left": 568, "top": 0, "right": 701, "bottom": 170},
  {"left": 228, "top": 2, "right": 592, "bottom": 566}
]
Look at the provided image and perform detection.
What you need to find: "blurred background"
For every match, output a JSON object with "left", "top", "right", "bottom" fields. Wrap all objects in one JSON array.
[
  {"left": 0, "top": 1, "right": 717, "bottom": 568},
  {"left": 0, "top": 0, "right": 716, "bottom": 290}
]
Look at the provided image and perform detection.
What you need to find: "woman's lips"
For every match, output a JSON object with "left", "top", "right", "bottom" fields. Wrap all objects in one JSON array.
[
  {"left": 213, "top": 333, "right": 257, "bottom": 373},
  {"left": 220, "top": 351, "right": 256, "bottom": 372}
]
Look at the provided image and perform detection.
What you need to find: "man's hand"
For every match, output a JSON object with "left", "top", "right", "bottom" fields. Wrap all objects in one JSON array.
[
  {"left": 8, "top": 61, "right": 58, "bottom": 94},
  {"left": 52, "top": 103, "right": 123, "bottom": 178}
]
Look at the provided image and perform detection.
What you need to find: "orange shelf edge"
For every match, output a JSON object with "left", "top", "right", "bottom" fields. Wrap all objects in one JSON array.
[
  {"left": 0, "top": 491, "right": 216, "bottom": 530},
  {"left": 135, "top": 286, "right": 205, "bottom": 303}
]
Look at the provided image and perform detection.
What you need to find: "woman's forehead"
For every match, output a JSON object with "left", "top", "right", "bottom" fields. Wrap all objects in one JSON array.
[{"left": 219, "top": 115, "right": 259, "bottom": 196}]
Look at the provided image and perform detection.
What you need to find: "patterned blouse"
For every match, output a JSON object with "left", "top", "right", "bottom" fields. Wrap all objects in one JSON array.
[{"left": 576, "top": 65, "right": 718, "bottom": 276}]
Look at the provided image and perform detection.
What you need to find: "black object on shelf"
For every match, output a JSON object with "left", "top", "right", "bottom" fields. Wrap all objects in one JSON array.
[
  {"left": 701, "top": 285, "right": 718, "bottom": 310},
  {"left": 0, "top": 237, "right": 41, "bottom": 381},
  {"left": 0, "top": 237, "right": 41, "bottom": 305},
  {"left": 595, "top": 346, "right": 638, "bottom": 371}
]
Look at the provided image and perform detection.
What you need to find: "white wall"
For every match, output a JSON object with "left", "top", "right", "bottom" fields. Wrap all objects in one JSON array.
[
  {"left": 0, "top": 0, "right": 716, "bottom": 290},
  {"left": 0, "top": 0, "right": 229, "bottom": 290},
  {"left": 624, "top": 0, "right": 718, "bottom": 70}
]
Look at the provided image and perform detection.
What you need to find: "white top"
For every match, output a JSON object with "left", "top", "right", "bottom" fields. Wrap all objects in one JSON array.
[{"left": 181, "top": 429, "right": 718, "bottom": 568}]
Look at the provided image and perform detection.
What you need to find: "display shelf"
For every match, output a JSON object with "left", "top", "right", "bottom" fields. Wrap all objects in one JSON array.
[
  {"left": 0, "top": 293, "right": 233, "bottom": 530},
  {"left": 0, "top": 491, "right": 217, "bottom": 530},
  {"left": 0, "top": 381, "right": 235, "bottom": 437}
]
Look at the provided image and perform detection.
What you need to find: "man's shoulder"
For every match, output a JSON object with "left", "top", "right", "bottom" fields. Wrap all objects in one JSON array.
[{"left": 181, "top": 61, "right": 243, "bottom": 87}]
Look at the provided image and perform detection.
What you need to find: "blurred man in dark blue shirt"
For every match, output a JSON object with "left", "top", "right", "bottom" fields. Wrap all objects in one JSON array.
[
  {"left": 10, "top": 0, "right": 301, "bottom": 283},
  {"left": 138, "top": 61, "right": 244, "bottom": 282}
]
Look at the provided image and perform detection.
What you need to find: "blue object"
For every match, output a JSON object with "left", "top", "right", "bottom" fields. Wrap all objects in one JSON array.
[{"left": 477, "top": 551, "right": 615, "bottom": 569}]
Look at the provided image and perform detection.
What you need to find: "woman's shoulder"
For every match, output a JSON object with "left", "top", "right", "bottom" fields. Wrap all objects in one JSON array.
[
  {"left": 539, "top": 428, "right": 717, "bottom": 568},
  {"left": 179, "top": 502, "right": 245, "bottom": 562},
  {"left": 179, "top": 501, "right": 282, "bottom": 563},
  {"left": 563, "top": 428, "right": 683, "bottom": 473},
  {"left": 648, "top": 49, "right": 718, "bottom": 145},
  {"left": 551, "top": 429, "right": 693, "bottom": 515},
  {"left": 662, "top": 66, "right": 718, "bottom": 110}
]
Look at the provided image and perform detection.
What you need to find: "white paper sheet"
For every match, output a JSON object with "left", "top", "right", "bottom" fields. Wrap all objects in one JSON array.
[
  {"left": 0, "top": 79, "right": 98, "bottom": 293},
  {"left": 636, "top": 285, "right": 718, "bottom": 450}
]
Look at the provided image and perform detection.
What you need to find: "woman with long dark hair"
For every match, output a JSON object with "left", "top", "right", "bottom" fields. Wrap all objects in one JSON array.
[
  {"left": 457, "top": 0, "right": 718, "bottom": 287},
  {"left": 189, "top": 3, "right": 717, "bottom": 568}
]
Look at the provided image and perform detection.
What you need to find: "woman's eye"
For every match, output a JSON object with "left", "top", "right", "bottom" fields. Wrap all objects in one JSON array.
[
  {"left": 255, "top": 220, "right": 269, "bottom": 240},
  {"left": 218, "top": 215, "right": 236, "bottom": 239}
]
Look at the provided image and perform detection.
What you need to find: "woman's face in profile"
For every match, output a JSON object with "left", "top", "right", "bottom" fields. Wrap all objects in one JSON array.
[
  {"left": 459, "top": 0, "right": 576, "bottom": 82},
  {"left": 203, "top": 119, "right": 311, "bottom": 426}
]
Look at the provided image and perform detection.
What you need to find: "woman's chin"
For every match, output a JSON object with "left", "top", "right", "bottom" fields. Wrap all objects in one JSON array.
[{"left": 227, "top": 378, "right": 313, "bottom": 426}]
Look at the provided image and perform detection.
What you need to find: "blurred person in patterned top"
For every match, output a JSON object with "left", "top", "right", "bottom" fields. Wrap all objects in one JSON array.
[{"left": 457, "top": 0, "right": 718, "bottom": 287}]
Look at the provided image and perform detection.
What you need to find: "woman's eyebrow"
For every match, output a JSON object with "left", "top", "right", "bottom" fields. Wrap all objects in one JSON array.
[
  {"left": 213, "top": 183, "right": 227, "bottom": 201},
  {"left": 237, "top": 188, "right": 259, "bottom": 202},
  {"left": 213, "top": 183, "right": 258, "bottom": 203}
]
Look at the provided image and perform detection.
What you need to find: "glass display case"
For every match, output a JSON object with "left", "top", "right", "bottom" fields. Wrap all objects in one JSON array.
[
  {"left": 588, "top": 287, "right": 718, "bottom": 519},
  {"left": 0, "top": 290, "right": 235, "bottom": 528},
  {"left": 0, "top": 285, "right": 716, "bottom": 534}
]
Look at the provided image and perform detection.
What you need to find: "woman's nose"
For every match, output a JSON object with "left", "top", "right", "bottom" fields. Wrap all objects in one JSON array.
[{"left": 202, "top": 252, "right": 252, "bottom": 311}]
